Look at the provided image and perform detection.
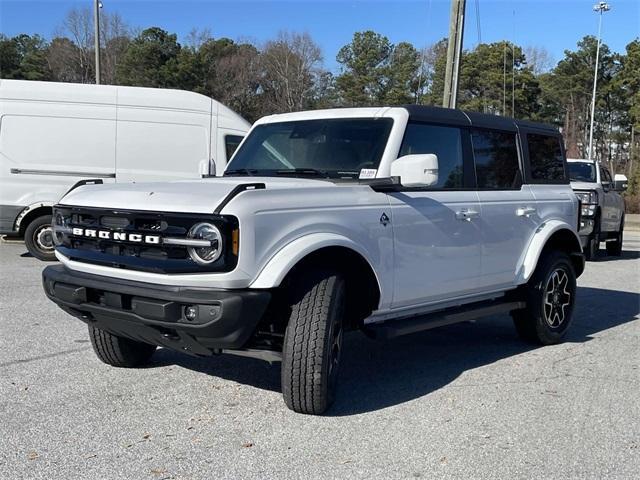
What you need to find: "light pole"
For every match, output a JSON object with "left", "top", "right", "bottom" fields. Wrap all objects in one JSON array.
[
  {"left": 94, "top": 0, "right": 103, "bottom": 84},
  {"left": 587, "top": 1, "right": 611, "bottom": 160}
]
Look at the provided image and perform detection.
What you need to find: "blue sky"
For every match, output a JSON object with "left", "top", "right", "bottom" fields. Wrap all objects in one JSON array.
[{"left": 1, "top": 0, "right": 639, "bottom": 71}]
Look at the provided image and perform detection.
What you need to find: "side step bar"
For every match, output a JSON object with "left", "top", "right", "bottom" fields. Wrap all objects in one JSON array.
[{"left": 364, "top": 299, "right": 526, "bottom": 340}]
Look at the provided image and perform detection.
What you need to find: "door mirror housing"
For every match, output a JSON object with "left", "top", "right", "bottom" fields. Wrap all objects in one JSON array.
[
  {"left": 614, "top": 174, "right": 628, "bottom": 192},
  {"left": 390, "top": 154, "right": 439, "bottom": 188}
]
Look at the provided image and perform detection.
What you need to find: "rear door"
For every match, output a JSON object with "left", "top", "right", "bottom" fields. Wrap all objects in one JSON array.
[
  {"left": 523, "top": 130, "right": 576, "bottom": 255},
  {"left": 472, "top": 128, "right": 537, "bottom": 291},
  {"left": 388, "top": 122, "right": 482, "bottom": 309}
]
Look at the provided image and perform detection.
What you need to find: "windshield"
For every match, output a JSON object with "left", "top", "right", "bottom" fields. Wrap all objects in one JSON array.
[
  {"left": 224, "top": 118, "right": 393, "bottom": 179},
  {"left": 568, "top": 162, "right": 596, "bottom": 182}
]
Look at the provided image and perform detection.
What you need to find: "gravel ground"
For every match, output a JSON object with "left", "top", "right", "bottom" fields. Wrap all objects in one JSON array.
[{"left": 1, "top": 235, "right": 639, "bottom": 479}]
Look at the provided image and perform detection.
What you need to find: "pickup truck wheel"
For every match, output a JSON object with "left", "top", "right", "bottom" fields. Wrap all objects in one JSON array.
[
  {"left": 584, "top": 233, "right": 599, "bottom": 261},
  {"left": 606, "top": 215, "right": 624, "bottom": 256},
  {"left": 24, "top": 215, "right": 56, "bottom": 261},
  {"left": 281, "top": 269, "right": 346, "bottom": 415},
  {"left": 512, "top": 251, "right": 576, "bottom": 345},
  {"left": 88, "top": 325, "right": 156, "bottom": 367}
]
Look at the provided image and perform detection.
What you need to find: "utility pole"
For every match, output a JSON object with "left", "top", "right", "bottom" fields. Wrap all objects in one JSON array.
[
  {"left": 631, "top": 126, "right": 635, "bottom": 175},
  {"left": 588, "top": 1, "right": 611, "bottom": 160},
  {"left": 442, "top": 0, "right": 466, "bottom": 109},
  {"left": 502, "top": 42, "right": 506, "bottom": 115},
  {"left": 94, "top": 0, "right": 102, "bottom": 84}
]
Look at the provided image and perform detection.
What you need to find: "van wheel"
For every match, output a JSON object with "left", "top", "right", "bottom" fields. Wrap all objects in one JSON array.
[
  {"left": 281, "top": 269, "right": 346, "bottom": 415},
  {"left": 606, "top": 215, "right": 624, "bottom": 256},
  {"left": 24, "top": 215, "right": 56, "bottom": 261},
  {"left": 89, "top": 325, "right": 156, "bottom": 367},
  {"left": 512, "top": 251, "right": 576, "bottom": 345}
]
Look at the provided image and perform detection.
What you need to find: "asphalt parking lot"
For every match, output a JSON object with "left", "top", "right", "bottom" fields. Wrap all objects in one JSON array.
[{"left": 1, "top": 234, "right": 639, "bottom": 480}]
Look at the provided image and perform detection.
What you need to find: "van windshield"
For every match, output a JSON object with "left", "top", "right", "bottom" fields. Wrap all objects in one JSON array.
[
  {"left": 224, "top": 118, "right": 393, "bottom": 179},
  {"left": 568, "top": 162, "right": 596, "bottom": 182}
]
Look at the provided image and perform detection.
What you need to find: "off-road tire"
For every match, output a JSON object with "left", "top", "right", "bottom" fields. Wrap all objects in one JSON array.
[
  {"left": 606, "top": 215, "right": 624, "bottom": 256},
  {"left": 281, "top": 269, "right": 346, "bottom": 415},
  {"left": 89, "top": 325, "right": 156, "bottom": 367},
  {"left": 24, "top": 215, "right": 56, "bottom": 261},
  {"left": 512, "top": 251, "right": 576, "bottom": 345}
]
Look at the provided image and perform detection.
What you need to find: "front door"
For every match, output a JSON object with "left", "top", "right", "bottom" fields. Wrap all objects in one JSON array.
[
  {"left": 389, "top": 191, "right": 482, "bottom": 308},
  {"left": 388, "top": 122, "right": 482, "bottom": 308}
]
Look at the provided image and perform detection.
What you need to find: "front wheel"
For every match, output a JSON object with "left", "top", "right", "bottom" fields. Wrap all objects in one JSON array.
[
  {"left": 606, "top": 215, "right": 624, "bottom": 256},
  {"left": 89, "top": 325, "right": 156, "bottom": 367},
  {"left": 584, "top": 233, "right": 599, "bottom": 261},
  {"left": 512, "top": 251, "right": 577, "bottom": 345},
  {"left": 281, "top": 269, "right": 346, "bottom": 415},
  {"left": 24, "top": 215, "right": 56, "bottom": 261}
]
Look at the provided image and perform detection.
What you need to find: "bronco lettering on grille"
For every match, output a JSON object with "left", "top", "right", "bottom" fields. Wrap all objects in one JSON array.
[{"left": 71, "top": 228, "right": 160, "bottom": 244}]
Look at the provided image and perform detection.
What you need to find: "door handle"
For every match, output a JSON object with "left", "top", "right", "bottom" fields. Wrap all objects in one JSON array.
[
  {"left": 516, "top": 207, "right": 537, "bottom": 217},
  {"left": 455, "top": 209, "right": 480, "bottom": 221}
]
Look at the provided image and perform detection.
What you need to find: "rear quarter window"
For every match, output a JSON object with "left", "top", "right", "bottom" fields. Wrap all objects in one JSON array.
[{"left": 527, "top": 134, "right": 566, "bottom": 182}]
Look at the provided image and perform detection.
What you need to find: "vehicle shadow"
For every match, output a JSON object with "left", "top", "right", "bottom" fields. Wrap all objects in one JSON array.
[{"left": 150, "top": 286, "right": 639, "bottom": 416}]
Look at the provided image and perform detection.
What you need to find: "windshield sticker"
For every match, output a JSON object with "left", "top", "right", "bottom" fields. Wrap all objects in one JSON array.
[{"left": 359, "top": 168, "right": 377, "bottom": 179}]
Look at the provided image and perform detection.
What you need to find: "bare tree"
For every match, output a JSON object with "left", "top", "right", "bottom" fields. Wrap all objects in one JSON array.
[
  {"left": 185, "top": 27, "right": 213, "bottom": 51},
  {"left": 55, "top": 6, "right": 94, "bottom": 83},
  {"left": 100, "top": 11, "right": 131, "bottom": 84},
  {"left": 213, "top": 44, "right": 264, "bottom": 120},
  {"left": 524, "top": 46, "right": 554, "bottom": 76},
  {"left": 261, "top": 31, "right": 324, "bottom": 113},
  {"left": 50, "top": 6, "right": 131, "bottom": 84},
  {"left": 47, "top": 37, "right": 85, "bottom": 82}
]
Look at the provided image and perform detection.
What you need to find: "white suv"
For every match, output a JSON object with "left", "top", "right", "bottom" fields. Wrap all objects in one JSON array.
[{"left": 43, "top": 106, "right": 584, "bottom": 414}]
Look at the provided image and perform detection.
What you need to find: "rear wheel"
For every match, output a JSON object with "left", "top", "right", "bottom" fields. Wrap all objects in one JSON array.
[
  {"left": 281, "top": 269, "right": 346, "bottom": 415},
  {"left": 512, "top": 251, "right": 576, "bottom": 345},
  {"left": 89, "top": 325, "right": 156, "bottom": 367},
  {"left": 606, "top": 215, "right": 624, "bottom": 256},
  {"left": 24, "top": 215, "right": 56, "bottom": 261}
]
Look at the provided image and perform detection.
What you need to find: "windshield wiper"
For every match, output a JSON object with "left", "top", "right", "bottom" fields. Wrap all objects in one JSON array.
[
  {"left": 224, "top": 168, "right": 259, "bottom": 176},
  {"left": 275, "top": 168, "right": 329, "bottom": 177}
]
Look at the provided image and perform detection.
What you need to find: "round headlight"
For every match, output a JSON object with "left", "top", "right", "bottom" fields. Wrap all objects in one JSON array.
[{"left": 187, "top": 222, "right": 223, "bottom": 265}]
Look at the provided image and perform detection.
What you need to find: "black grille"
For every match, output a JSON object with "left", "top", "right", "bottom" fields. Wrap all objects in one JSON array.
[{"left": 53, "top": 205, "right": 239, "bottom": 274}]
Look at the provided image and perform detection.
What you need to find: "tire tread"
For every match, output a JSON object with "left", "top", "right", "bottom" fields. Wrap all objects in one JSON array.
[{"left": 89, "top": 325, "right": 155, "bottom": 367}]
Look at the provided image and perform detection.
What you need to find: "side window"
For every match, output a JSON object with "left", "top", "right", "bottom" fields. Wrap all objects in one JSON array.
[
  {"left": 225, "top": 135, "right": 244, "bottom": 161},
  {"left": 527, "top": 134, "right": 566, "bottom": 182},
  {"left": 600, "top": 167, "right": 612, "bottom": 189},
  {"left": 398, "top": 123, "right": 464, "bottom": 189},
  {"left": 471, "top": 129, "right": 521, "bottom": 189}
]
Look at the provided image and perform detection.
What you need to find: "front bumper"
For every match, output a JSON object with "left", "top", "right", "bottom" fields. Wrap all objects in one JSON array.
[
  {"left": 0, "top": 204, "right": 23, "bottom": 236},
  {"left": 578, "top": 217, "right": 595, "bottom": 245},
  {"left": 42, "top": 265, "right": 271, "bottom": 355}
]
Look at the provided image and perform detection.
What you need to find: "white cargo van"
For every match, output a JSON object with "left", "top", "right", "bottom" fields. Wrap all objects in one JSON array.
[{"left": 0, "top": 80, "right": 250, "bottom": 260}]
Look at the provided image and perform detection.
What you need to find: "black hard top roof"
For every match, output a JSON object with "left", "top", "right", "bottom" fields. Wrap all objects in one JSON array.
[{"left": 402, "top": 105, "right": 559, "bottom": 134}]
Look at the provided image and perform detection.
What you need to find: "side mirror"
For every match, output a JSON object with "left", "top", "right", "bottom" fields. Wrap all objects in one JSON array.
[
  {"left": 199, "top": 159, "right": 215, "bottom": 177},
  {"left": 390, "top": 154, "right": 439, "bottom": 188},
  {"left": 614, "top": 174, "right": 628, "bottom": 192}
]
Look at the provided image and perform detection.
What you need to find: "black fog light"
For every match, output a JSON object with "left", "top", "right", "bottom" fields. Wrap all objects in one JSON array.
[{"left": 184, "top": 305, "right": 198, "bottom": 321}]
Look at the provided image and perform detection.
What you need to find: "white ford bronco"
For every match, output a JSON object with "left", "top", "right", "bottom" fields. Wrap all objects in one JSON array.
[{"left": 43, "top": 106, "right": 584, "bottom": 414}]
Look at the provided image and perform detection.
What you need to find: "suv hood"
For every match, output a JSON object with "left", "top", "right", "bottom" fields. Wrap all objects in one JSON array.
[{"left": 60, "top": 177, "right": 336, "bottom": 214}]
